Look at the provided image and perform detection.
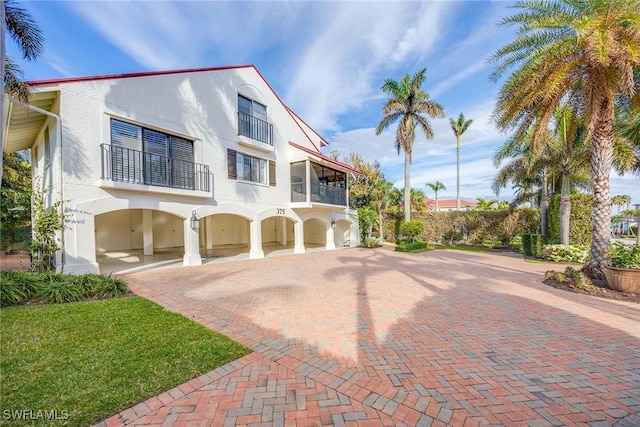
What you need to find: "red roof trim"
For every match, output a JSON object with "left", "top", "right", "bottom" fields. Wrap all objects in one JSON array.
[
  {"left": 289, "top": 141, "right": 358, "bottom": 173},
  {"left": 285, "top": 106, "right": 326, "bottom": 149},
  {"left": 27, "top": 64, "right": 255, "bottom": 86}
]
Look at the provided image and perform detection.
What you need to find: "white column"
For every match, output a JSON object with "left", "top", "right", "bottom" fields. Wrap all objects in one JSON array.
[
  {"left": 249, "top": 219, "right": 264, "bottom": 258},
  {"left": 350, "top": 222, "right": 359, "bottom": 247},
  {"left": 63, "top": 213, "right": 100, "bottom": 274},
  {"left": 142, "top": 209, "right": 153, "bottom": 256},
  {"left": 305, "top": 160, "right": 311, "bottom": 203},
  {"left": 294, "top": 220, "right": 305, "bottom": 254},
  {"left": 183, "top": 218, "right": 202, "bottom": 266},
  {"left": 326, "top": 222, "right": 336, "bottom": 250},
  {"left": 280, "top": 217, "right": 287, "bottom": 246}
]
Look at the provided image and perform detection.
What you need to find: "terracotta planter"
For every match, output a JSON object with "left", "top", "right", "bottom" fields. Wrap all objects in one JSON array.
[{"left": 604, "top": 266, "right": 640, "bottom": 293}]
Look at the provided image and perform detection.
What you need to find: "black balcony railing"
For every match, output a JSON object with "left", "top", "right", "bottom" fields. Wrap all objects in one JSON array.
[
  {"left": 101, "top": 144, "right": 210, "bottom": 192},
  {"left": 310, "top": 183, "right": 346, "bottom": 206},
  {"left": 238, "top": 111, "right": 273, "bottom": 145}
]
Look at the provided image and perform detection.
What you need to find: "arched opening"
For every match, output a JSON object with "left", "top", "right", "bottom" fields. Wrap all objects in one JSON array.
[
  {"left": 334, "top": 219, "right": 352, "bottom": 248},
  {"left": 303, "top": 218, "right": 326, "bottom": 249},
  {"left": 199, "top": 214, "right": 250, "bottom": 259},
  {"left": 95, "top": 209, "right": 184, "bottom": 273},
  {"left": 261, "top": 216, "right": 295, "bottom": 256}
]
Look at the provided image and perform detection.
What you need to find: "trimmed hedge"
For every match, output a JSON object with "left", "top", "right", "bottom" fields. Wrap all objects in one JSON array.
[
  {"left": 395, "top": 241, "right": 429, "bottom": 252},
  {"left": 522, "top": 233, "right": 544, "bottom": 257},
  {"left": 384, "top": 209, "right": 540, "bottom": 246},
  {"left": 547, "top": 193, "right": 593, "bottom": 245}
]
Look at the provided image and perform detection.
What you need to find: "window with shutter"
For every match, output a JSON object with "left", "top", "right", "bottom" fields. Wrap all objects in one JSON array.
[
  {"left": 269, "top": 160, "right": 276, "bottom": 187},
  {"left": 227, "top": 149, "right": 237, "bottom": 179}
]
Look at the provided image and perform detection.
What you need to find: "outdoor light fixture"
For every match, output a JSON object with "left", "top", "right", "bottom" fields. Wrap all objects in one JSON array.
[
  {"left": 331, "top": 218, "right": 337, "bottom": 229},
  {"left": 190, "top": 210, "right": 200, "bottom": 231}
]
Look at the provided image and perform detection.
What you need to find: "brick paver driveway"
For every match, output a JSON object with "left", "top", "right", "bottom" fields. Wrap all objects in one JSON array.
[{"left": 100, "top": 247, "right": 640, "bottom": 427}]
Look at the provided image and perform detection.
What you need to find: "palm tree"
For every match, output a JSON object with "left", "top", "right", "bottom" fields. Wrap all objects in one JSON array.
[
  {"left": 426, "top": 181, "right": 446, "bottom": 211},
  {"left": 1, "top": 0, "right": 44, "bottom": 180},
  {"left": 376, "top": 69, "right": 444, "bottom": 222},
  {"left": 476, "top": 197, "right": 498, "bottom": 211},
  {"left": 496, "top": 201, "right": 511, "bottom": 210},
  {"left": 449, "top": 113, "right": 473, "bottom": 210},
  {"left": 490, "top": 0, "right": 640, "bottom": 278}
]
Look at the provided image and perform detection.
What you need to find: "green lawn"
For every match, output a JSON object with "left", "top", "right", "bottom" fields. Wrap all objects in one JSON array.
[{"left": 0, "top": 297, "right": 250, "bottom": 426}]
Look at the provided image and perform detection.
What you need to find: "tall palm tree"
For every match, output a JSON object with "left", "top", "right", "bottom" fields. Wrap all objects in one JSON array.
[
  {"left": 490, "top": 0, "right": 640, "bottom": 278},
  {"left": 1, "top": 0, "right": 44, "bottom": 180},
  {"left": 449, "top": 113, "right": 473, "bottom": 210},
  {"left": 376, "top": 69, "right": 444, "bottom": 222},
  {"left": 426, "top": 181, "right": 446, "bottom": 211}
]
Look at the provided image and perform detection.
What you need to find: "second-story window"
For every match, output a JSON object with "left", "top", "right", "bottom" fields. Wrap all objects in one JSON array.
[
  {"left": 237, "top": 95, "right": 272, "bottom": 145},
  {"left": 227, "top": 149, "right": 275, "bottom": 186}
]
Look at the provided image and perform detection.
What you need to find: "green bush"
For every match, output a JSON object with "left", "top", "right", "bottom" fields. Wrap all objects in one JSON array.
[
  {"left": 522, "top": 233, "right": 544, "bottom": 257},
  {"left": 360, "top": 237, "right": 382, "bottom": 249},
  {"left": 36, "top": 272, "right": 84, "bottom": 304},
  {"left": 400, "top": 220, "right": 425, "bottom": 242},
  {"left": 547, "top": 193, "right": 593, "bottom": 245},
  {"left": 93, "top": 277, "right": 129, "bottom": 299},
  {"left": 68, "top": 273, "right": 107, "bottom": 297},
  {"left": 609, "top": 243, "right": 640, "bottom": 269},
  {"left": 395, "top": 241, "right": 429, "bottom": 252},
  {"left": 542, "top": 244, "right": 589, "bottom": 263},
  {"left": 0, "top": 270, "right": 39, "bottom": 306}
]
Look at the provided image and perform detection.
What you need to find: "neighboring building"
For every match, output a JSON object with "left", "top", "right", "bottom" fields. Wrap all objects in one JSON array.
[
  {"left": 425, "top": 198, "right": 478, "bottom": 212},
  {"left": 3, "top": 65, "right": 359, "bottom": 274}
]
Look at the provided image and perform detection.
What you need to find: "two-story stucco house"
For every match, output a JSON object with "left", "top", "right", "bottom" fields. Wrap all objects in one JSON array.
[{"left": 2, "top": 65, "right": 359, "bottom": 274}]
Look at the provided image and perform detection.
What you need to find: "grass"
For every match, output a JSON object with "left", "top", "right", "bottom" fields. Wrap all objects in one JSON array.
[{"left": 0, "top": 297, "right": 251, "bottom": 426}]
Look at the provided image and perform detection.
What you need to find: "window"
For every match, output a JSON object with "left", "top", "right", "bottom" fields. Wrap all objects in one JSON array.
[
  {"left": 227, "top": 149, "right": 275, "bottom": 186},
  {"left": 237, "top": 95, "right": 272, "bottom": 145},
  {"left": 110, "top": 119, "right": 195, "bottom": 189}
]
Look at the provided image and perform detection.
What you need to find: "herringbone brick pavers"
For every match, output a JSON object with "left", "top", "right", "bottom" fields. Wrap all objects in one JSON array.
[{"left": 95, "top": 247, "right": 640, "bottom": 426}]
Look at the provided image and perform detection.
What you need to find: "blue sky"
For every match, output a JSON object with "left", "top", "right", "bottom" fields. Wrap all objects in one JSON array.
[{"left": 9, "top": 0, "right": 638, "bottom": 203}]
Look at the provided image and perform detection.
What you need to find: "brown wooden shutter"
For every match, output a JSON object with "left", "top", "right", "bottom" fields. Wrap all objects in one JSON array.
[
  {"left": 227, "top": 149, "right": 237, "bottom": 179},
  {"left": 269, "top": 160, "right": 276, "bottom": 187}
]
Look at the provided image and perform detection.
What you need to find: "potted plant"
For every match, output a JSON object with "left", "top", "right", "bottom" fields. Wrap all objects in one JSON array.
[{"left": 605, "top": 243, "right": 640, "bottom": 293}]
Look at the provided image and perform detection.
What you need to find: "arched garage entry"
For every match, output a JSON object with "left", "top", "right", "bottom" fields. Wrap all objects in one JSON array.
[
  {"left": 303, "top": 218, "right": 326, "bottom": 248},
  {"left": 95, "top": 209, "right": 184, "bottom": 270},
  {"left": 199, "top": 214, "right": 250, "bottom": 258},
  {"left": 261, "top": 216, "right": 295, "bottom": 255}
]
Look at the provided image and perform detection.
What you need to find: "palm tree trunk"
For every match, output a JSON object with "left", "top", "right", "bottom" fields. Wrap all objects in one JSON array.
[
  {"left": 585, "top": 98, "right": 615, "bottom": 280},
  {"left": 456, "top": 137, "right": 461, "bottom": 211},
  {"left": 560, "top": 173, "right": 570, "bottom": 245},
  {"left": 541, "top": 196, "right": 548, "bottom": 238},
  {"left": 435, "top": 191, "right": 439, "bottom": 212},
  {"left": 404, "top": 150, "right": 411, "bottom": 222}
]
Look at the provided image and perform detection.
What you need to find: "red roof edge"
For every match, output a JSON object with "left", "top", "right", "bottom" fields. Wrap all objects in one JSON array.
[
  {"left": 27, "top": 64, "right": 256, "bottom": 87},
  {"left": 289, "top": 141, "right": 359, "bottom": 174}
]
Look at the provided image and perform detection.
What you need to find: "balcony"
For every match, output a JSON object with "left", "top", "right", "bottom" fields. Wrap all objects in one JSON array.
[
  {"left": 100, "top": 144, "right": 210, "bottom": 192},
  {"left": 290, "top": 161, "right": 348, "bottom": 207},
  {"left": 238, "top": 111, "right": 273, "bottom": 146}
]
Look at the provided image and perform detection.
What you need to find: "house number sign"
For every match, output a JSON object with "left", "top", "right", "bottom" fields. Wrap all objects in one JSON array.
[{"left": 276, "top": 208, "right": 286, "bottom": 215}]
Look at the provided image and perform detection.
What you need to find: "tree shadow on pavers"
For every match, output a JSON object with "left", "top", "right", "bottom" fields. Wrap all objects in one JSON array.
[
  {"left": 430, "top": 250, "right": 640, "bottom": 324},
  {"left": 375, "top": 280, "right": 640, "bottom": 426}
]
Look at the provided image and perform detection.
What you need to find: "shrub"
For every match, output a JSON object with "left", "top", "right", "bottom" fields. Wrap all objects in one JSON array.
[
  {"left": 400, "top": 220, "right": 424, "bottom": 242},
  {"left": 93, "top": 277, "right": 129, "bottom": 299},
  {"left": 360, "top": 237, "right": 381, "bottom": 249},
  {"left": 68, "top": 273, "right": 107, "bottom": 297},
  {"left": 395, "top": 241, "right": 429, "bottom": 252},
  {"left": 547, "top": 193, "right": 593, "bottom": 245},
  {"left": 545, "top": 266, "right": 596, "bottom": 292},
  {"left": 542, "top": 244, "right": 589, "bottom": 263},
  {"left": 36, "top": 272, "right": 83, "bottom": 304},
  {"left": 0, "top": 270, "right": 39, "bottom": 306},
  {"left": 522, "top": 233, "right": 544, "bottom": 257},
  {"left": 609, "top": 243, "right": 640, "bottom": 269}
]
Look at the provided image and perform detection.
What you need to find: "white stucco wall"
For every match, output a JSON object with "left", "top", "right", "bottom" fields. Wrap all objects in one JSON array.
[{"left": 26, "top": 66, "right": 358, "bottom": 273}]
